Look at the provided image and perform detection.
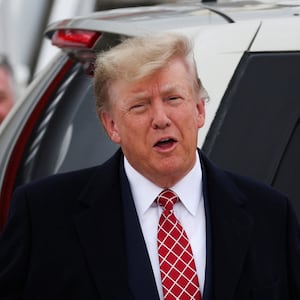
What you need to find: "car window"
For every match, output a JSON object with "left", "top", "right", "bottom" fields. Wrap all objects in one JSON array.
[
  {"left": 203, "top": 51, "right": 300, "bottom": 220},
  {"left": 16, "top": 63, "right": 118, "bottom": 186}
]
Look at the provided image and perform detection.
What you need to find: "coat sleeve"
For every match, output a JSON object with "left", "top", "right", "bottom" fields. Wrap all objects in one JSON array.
[{"left": 0, "top": 187, "right": 31, "bottom": 299}]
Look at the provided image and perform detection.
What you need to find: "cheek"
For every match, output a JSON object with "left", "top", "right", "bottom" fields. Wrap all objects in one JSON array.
[
  {"left": 126, "top": 115, "right": 149, "bottom": 133},
  {"left": 184, "top": 105, "right": 203, "bottom": 126},
  {"left": 117, "top": 116, "right": 145, "bottom": 143}
]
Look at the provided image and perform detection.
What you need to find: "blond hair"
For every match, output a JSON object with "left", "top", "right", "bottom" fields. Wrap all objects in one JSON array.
[{"left": 94, "top": 33, "right": 207, "bottom": 114}]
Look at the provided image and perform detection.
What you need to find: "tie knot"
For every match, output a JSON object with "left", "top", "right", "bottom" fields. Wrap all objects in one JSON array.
[{"left": 157, "top": 189, "right": 178, "bottom": 211}]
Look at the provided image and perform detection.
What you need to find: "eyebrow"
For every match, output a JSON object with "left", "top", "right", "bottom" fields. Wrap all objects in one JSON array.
[
  {"left": 161, "top": 83, "right": 190, "bottom": 99},
  {"left": 161, "top": 83, "right": 181, "bottom": 93},
  {"left": 127, "top": 83, "right": 188, "bottom": 102},
  {"left": 128, "top": 92, "right": 150, "bottom": 102}
]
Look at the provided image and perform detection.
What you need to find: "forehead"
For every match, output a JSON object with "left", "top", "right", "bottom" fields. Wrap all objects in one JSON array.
[{"left": 110, "top": 57, "right": 194, "bottom": 97}]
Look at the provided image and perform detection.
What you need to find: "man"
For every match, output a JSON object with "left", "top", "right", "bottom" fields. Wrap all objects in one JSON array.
[
  {"left": 0, "top": 33, "right": 299, "bottom": 299},
  {"left": 0, "top": 55, "right": 15, "bottom": 124}
]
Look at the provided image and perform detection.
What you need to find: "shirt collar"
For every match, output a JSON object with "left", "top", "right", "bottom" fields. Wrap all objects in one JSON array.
[{"left": 124, "top": 152, "right": 203, "bottom": 217}]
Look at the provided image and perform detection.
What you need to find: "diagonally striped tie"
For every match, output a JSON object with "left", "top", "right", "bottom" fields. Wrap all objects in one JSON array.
[{"left": 157, "top": 189, "right": 201, "bottom": 300}]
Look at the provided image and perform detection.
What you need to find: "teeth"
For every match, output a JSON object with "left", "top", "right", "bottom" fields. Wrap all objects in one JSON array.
[{"left": 160, "top": 138, "right": 170, "bottom": 142}]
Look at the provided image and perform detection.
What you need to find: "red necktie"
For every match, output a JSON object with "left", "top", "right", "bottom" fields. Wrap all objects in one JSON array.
[{"left": 157, "top": 189, "right": 201, "bottom": 300}]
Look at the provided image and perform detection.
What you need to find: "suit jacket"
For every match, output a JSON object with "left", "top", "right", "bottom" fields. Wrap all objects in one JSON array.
[{"left": 0, "top": 149, "right": 299, "bottom": 300}]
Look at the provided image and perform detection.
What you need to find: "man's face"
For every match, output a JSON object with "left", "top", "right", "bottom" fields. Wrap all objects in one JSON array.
[
  {"left": 101, "top": 57, "right": 205, "bottom": 188},
  {"left": 0, "top": 68, "right": 14, "bottom": 124}
]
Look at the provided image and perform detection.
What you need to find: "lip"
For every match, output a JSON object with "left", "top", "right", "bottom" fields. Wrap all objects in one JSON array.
[{"left": 153, "top": 136, "right": 178, "bottom": 152}]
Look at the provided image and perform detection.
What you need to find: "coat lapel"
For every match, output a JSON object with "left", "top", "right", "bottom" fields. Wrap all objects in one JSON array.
[
  {"left": 71, "top": 149, "right": 254, "bottom": 300},
  {"left": 201, "top": 154, "right": 254, "bottom": 300},
  {"left": 119, "top": 160, "right": 160, "bottom": 300},
  {"left": 72, "top": 151, "right": 130, "bottom": 299}
]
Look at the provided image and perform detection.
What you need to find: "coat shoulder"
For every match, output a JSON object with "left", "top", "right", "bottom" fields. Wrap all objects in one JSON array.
[
  {"left": 200, "top": 152, "right": 289, "bottom": 211},
  {"left": 13, "top": 150, "right": 122, "bottom": 208}
]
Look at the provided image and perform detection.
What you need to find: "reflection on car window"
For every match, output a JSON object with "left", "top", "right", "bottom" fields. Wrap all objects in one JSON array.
[{"left": 17, "top": 63, "right": 118, "bottom": 185}]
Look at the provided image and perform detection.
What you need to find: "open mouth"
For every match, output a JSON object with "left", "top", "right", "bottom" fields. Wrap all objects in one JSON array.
[{"left": 154, "top": 138, "right": 177, "bottom": 150}]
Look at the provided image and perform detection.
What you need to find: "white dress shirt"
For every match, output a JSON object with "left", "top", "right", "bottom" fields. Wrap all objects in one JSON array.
[{"left": 124, "top": 153, "right": 206, "bottom": 299}]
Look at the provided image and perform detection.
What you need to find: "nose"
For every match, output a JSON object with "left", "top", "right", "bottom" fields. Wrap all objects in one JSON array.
[{"left": 151, "top": 100, "right": 171, "bottom": 129}]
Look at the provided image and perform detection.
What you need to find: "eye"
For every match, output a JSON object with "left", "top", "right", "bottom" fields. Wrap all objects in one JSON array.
[
  {"left": 129, "top": 102, "right": 147, "bottom": 113},
  {"left": 169, "top": 96, "right": 179, "bottom": 100},
  {"left": 165, "top": 95, "right": 183, "bottom": 105}
]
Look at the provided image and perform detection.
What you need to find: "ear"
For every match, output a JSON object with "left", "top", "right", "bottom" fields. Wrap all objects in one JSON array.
[
  {"left": 196, "top": 99, "right": 205, "bottom": 129},
  {"left": 100, "top": 111, "right": 121, "bottom": 144}
]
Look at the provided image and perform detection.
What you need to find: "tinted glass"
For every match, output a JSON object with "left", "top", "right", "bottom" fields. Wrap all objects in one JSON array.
[
  {"left": 16, "top": 63, "right": 118, "bottom": 185},
  {"left": 203, "top": 52, "right": 300, "bottom": 220}
]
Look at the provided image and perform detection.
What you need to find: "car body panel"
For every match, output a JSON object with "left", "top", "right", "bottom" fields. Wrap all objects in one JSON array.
[
  {"left": 251, "top": 18, "right": 300, "bottom": 51},
  {"left": 190, "top": 21, "right": 261, "bottom": 145}
]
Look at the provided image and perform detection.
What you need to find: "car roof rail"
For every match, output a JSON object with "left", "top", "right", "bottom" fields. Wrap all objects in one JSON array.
[{"left": 202, "top": 4, "right": 235, "bottom": 23}]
